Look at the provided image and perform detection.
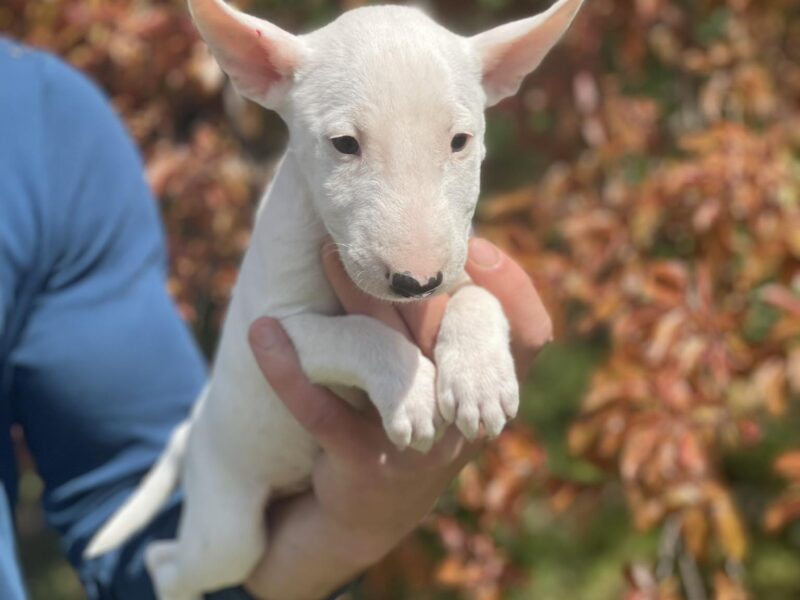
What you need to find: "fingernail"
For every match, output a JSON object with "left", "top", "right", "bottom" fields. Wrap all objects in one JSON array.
[
  {"left": 469, "top": 238, "right": 501, "bottom": 270},
  {"left": 251, "top": 319, "right": 282, "bottom": 351}
]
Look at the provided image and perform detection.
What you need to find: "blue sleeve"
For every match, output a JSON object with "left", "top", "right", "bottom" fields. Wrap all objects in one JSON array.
[{"left": 0, "top": 40, "right": 253, "bottom": 600}]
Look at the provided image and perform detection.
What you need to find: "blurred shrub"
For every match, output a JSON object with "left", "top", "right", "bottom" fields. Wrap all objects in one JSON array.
[
  {"left": 480, "top": 0, "right": 800, "bottom": 598},
  {"left": 3, "top": 0, "right": 800, "bottom": 599}
]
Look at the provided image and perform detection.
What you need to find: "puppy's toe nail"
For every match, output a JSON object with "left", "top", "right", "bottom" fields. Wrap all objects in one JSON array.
[
  {"left": 456, "top": 405, "right": 480, "bottom": 441},
  {"left": 485, "top": 415, "right": 506, "bottom": 439},
  {"left": 437, "top": 382, "right": 456, "bottom": 423},
  {"left": 409, "top": 412, "right": 437, "bottom": 452},
  {"left": 387, "top": 419, "right": 412, "bottom": 450},
  {"left": 480, "top": 401, "right": 507, "bottom": 439},
  {"left": 433, "top": 409, "right": 446, "bottom": 432},
  {"left": 501, "top": 386, "right": 520, "bottom": 420},
  {"left": 411, "top": 434, "right": 434, "bottom": 454}
]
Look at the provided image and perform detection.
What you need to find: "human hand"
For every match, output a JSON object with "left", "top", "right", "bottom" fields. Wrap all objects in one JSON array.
[{"left": 243, "top": 238, "right": 552, "bottom": 600}]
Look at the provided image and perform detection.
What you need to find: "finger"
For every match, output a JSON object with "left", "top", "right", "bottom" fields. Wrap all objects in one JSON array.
[
  {"left": 428, "top": 426, "right": 481, "bottom": 471},
  {"left": 249, "top": 317, "right": 382, "bottom": 461},
  {"left": 465, "top": 238, "right": 553, "bottom": 377},
  {"left": 397, "top": 294, "right": 449, "bottom": 359},
  {"left": 321, "top": 242, "right": 411, "bottom": 340}
]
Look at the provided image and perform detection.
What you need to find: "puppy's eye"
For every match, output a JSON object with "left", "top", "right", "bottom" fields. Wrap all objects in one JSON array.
[
  {"left": 331, "top": 136, "right": 360, "bottom": 155},
  {"left": 451, "top": 133, "right": 471, "bottom": 153}
]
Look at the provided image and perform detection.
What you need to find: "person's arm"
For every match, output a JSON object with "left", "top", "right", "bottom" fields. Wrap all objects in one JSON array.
[
  {"left": 0, "top": 39, "right": 43, "bottom": 600},
  {"left": 242, "top": 238, "right": 552, "bottom": 600},
  {"left": 0, "top": 44, "right": 251, "bottom": 599}
]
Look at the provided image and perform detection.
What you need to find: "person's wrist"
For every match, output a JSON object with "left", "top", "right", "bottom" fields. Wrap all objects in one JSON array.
[
  {"left": 242, "top": 494, "right": 398, "bottom": 600},
  {"left": 316, "top": 509, "right": 401, "bottom": 571}
]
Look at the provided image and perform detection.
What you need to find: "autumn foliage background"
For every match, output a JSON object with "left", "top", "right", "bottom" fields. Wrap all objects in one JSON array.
[{"left": 4, "top": 0, "right": 800, "bottom": 598}]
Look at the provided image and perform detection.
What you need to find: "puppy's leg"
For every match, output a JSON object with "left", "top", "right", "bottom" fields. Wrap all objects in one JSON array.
[
  {"left": 281, "top": 314, "right": 440, "bottom": 452},
  {"left": 145, "top": 457, "right": 270, "bottom": 599},
  {"left": 435, "top": 284, "right": 519, "bottom": 439},
  {"left": 145, "top": 541, "right": 199, "bottom": 600}
]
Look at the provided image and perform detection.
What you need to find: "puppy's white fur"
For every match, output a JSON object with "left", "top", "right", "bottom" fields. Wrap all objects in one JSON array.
[{"left": 85, "top": 1, "right": 584, "bottom": 598}]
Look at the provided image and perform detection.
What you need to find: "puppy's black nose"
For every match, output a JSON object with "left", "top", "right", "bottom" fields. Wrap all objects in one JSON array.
[{"left": 390, "top": 271, "right": 444, "bottom": 298}]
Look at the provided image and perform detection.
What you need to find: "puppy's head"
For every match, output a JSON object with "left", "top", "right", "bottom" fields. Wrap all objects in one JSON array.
[{"left": 189, "top": 0, "right": 584, "bottom": 301}]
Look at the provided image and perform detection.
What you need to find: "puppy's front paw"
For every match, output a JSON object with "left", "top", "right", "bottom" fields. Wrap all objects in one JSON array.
[
  {"left": 435, "top": 286, "right": 519, "bottom": 440},
  {"left": 379, "top": 354, "right": 440, "bottom": 453}
]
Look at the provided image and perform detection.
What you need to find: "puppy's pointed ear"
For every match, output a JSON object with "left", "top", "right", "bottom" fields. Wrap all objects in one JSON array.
[
  {"left": 471, "top": 0, "right": 584, "bottom": 107},
  {"left": 188, "top": 0, "right": 306, "bottom": 109}
]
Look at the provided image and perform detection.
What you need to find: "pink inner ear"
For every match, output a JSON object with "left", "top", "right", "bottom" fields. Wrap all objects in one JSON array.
[
  {"left": 479, "top": 37, "right": 540, "bottom": 103},
  {"left": 190, "top": 0, "right": 299, "bottom": 105},
  {"left": 210, "top": 26, "right": 290, "bottom": 100},
  {"left": 482, "top": 42, "right": 522, "bottom": 90},
  {"left": 245, "top": 33, "right": 286, "bottom": 97},
  {"left": 474, "top": 0, "right": 584, "bottom": 106}
]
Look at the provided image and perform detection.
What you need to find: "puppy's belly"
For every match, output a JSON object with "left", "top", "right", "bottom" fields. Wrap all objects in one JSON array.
[
  {"left": 195, "top": 370, "right": 321, "bottom": 491},
  {"left": 185, "top": 258, "right": 345, "bottom": 493}
]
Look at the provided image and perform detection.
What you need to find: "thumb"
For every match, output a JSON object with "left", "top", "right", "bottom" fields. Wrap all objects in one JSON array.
[{"left": 465, "top": 238, "right": 553, "bottom": 375}]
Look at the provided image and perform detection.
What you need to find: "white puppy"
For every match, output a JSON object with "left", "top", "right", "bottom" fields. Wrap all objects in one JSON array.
[{"left": 85, "top": 0, "right": 584, "bottom": 598}]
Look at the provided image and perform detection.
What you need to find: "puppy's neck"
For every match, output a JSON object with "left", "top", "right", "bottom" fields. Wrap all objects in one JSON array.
[{"left": 233, "top": 150, "right": 340, "bottom": 322}]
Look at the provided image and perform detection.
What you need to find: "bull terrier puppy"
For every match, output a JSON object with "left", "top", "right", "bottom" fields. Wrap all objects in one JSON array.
[{"left": 86, "top": 1, "right": 584, "bottom": 597}]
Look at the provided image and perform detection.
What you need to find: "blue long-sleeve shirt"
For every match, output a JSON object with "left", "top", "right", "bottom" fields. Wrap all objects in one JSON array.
[{"left": 0, "top": 39, "right": 253, "bottom": 599}]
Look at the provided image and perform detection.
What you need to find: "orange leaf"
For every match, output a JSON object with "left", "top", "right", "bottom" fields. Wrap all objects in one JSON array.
[
  {"left": 773, "top": 451, "right": 800, "bottom": 481},
  {"left": 710, "top": 490, "right": 748, "bottom": 562}
]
